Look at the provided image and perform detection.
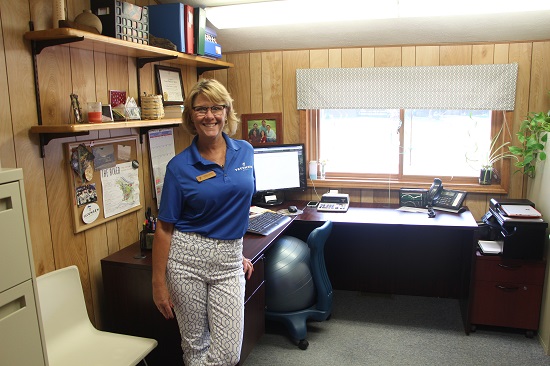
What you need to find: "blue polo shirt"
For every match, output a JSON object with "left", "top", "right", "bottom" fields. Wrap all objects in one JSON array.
[{"left": 158, "top": 133, "right": 255, "bottom": 240}]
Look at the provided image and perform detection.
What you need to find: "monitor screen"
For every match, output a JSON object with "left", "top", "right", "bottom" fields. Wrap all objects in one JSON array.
[{"left": 253, "top": 143, "right": 307, "bottom": 193}]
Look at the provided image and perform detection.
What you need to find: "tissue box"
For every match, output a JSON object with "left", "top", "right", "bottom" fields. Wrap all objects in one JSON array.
[{"left": 92, "top": 0, "right": 149, "bottom": 45}]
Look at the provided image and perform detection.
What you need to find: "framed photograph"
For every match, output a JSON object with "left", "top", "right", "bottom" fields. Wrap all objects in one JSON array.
[
  {"left": 241, "top": 113, "right": 283, "bottom": 146},
  {"left": 154, "top": 65, "right": 185, "bottom": 105},
  {"left": 101, "top": 104, "right": 114, "bottom": 122}
]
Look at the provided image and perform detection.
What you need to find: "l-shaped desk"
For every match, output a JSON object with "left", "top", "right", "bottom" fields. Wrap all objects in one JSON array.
[{"left": 101, "top": 202, "right": 478, "bottom": 365}]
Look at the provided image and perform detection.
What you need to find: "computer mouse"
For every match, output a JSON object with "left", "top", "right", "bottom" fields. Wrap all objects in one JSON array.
[{"left": 288, "top": 205, "right": 298, "bottom": 213}]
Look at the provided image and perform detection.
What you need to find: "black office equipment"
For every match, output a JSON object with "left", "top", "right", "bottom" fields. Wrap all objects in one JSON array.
[
  {"left": 247, "top": 211, "right": 291, "bottom": 236},
  {"left": 483, "top": 198, "right": 547, "bottom": 260}
]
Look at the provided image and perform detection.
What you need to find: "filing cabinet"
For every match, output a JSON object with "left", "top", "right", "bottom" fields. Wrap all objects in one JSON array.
[
  {"left": 0, "top": 168, "right": 47, "bottom": 365},
  {"left": 470, "top": 251, "right": 546, "bottom": 336}
]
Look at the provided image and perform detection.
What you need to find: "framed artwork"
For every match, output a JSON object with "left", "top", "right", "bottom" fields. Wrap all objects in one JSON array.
[
  {"left": 154, "top": 65, "right": 185, "bottom": 105},
  {"left": 241, "top": 113, "right": 283, "bottom": 146}
]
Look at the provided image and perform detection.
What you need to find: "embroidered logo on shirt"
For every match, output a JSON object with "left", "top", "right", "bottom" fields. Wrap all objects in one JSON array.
[{"left": 235, "top": 162, "right": 253, "bottom": 172}]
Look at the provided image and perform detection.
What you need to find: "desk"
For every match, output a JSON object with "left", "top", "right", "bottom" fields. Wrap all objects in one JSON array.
[
  {"left": 101, "top": 217, "right": 294, "bottom": 366},
  {"left": 101, "top": 202, "right": 478, "bottom": 365}
]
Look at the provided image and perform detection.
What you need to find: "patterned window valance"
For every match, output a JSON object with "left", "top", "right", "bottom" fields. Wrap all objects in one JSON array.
[{"left": 296, "top": 63, "right": 518, "bottom": 110}]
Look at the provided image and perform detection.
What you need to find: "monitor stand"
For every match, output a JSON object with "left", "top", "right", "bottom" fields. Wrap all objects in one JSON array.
[{"left": 252, "top": 191, "right": 284, "bottom": 207}]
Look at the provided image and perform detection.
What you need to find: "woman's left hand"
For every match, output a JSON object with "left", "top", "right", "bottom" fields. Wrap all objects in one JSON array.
[{"left": 242, "top": 257, "right": 254, "bottom": 279}]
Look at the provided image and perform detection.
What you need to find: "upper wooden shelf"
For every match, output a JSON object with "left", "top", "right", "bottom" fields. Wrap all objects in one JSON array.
[
  {"left": 24, "top": 28, "right": 233, "bottom": 72},
  {"left": 30, "top": 118, "right": 182, "bottom": 157},
  {"left": 30, "top": 118, "right": 182, "bottom": 134}
]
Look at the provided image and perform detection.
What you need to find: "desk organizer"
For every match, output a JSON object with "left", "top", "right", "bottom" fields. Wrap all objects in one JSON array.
[{"left": 92, "top": 0, "right": 149, "bottom": 45}]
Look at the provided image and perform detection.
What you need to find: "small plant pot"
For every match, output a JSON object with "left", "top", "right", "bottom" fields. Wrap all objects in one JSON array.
[{"left": 479, "top": 167, "right": 493, "bottom": 185}]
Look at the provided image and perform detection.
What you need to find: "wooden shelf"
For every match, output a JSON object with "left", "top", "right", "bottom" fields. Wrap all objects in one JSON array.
[
  {"left": 24, "top": 28, "right": 233, "bottom": 72},
  {"left": 30, "top": 119, "right": 182, "bottom": 157},
  {"left": 30, "top": 118, "right": 181, "bottom": 134},
  {"left": 25, "top": 27, "right": 227, "bottom": 157}
]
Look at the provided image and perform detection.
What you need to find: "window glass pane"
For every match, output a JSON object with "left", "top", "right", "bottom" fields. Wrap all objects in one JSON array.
[
  {"left": 319, "top": 109, "right": 401, "bottom": 174},
  {"left": 402, "top": 110, "right": 491, "bottom": 177}
]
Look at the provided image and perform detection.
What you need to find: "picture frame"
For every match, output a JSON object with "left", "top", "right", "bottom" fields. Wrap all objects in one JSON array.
[
  {"left": 101, "top": 104, "right": 114, "bottom": 122},
  {"left": 241, "top": 113, "right": 283, "bottom": 146},
  {"left": 154, "top": 65, "right": 185, "bottom": 105}
]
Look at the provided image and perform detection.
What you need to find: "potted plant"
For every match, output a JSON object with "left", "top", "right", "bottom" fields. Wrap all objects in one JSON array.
[
  {"left": 509, "top": 110, "right": 550, "bottom": 179},
  {"left": 466, "top": 112, "right": 518, "bottom": 185}
]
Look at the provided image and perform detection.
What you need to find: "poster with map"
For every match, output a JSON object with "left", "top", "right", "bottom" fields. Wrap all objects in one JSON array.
[{"left": 101, "top": 161, "right": 141, "bottom": 218}]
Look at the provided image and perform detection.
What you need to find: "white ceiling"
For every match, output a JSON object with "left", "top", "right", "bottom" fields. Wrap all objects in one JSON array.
[{"left": 159, "top": 1, "right": 550, "bottom": 53}]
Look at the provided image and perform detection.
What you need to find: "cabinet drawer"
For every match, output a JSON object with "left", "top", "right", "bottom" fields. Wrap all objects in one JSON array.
[
  {"left": 475, "top": 256, "right": 545, "bottom": 285},
  {"left": 471, "top": 280, "right": 543, "bottom": 330},
  {"left": 0, "top": 181, "right": 32, "bottom": 290},
  {"left": 245, "top": 256, "right": 264, "bottom": 304},
  {"left": 0, "top": 280, "right": 46, "bottom": 365}
]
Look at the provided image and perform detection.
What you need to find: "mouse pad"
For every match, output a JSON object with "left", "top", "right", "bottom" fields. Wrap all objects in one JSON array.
[{"left": 277, "top": 209, "right": 303, "bottom": 216}]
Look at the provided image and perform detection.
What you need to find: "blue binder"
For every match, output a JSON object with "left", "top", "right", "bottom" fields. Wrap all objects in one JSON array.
[{"left": 148, "top": 3, "right": 185, "bottom": 53}]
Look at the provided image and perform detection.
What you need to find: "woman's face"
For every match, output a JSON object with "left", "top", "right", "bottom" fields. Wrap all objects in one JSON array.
[{"left": 192, "top": 93, "right": 226, "bottom": 140}]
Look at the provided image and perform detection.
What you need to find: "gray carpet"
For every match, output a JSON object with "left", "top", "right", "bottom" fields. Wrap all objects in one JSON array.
[{"left": 244, "top": 291, "right": 550, "bottom": 365}]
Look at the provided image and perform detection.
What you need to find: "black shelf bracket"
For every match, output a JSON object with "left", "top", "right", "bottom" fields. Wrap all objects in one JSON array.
[
  {"left": 197, "top": 66, "right": 230, "bottom": 76},
  {"left": 38, "top": 132, "right": 90, "bottom": 158},
  {"left": 32, "top": 37, "right": 84, "bottom": 55},
  {"left": 137, "top": 56, "right": 178, "bottom": 69}
]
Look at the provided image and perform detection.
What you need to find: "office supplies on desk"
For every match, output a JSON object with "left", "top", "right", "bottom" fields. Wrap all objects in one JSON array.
[{"left": 247, "top": 211, "right": 291, "bottom": 235}]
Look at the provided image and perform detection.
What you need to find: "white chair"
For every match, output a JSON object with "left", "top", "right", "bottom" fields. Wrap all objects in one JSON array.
[{"left": 37, "top": 265, "right": 157, "bottom": 366}]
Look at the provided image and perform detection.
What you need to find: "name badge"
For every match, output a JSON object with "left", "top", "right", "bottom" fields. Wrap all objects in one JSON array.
[{"left": 196, "top": 171, "right": 216, "bottom": 182}]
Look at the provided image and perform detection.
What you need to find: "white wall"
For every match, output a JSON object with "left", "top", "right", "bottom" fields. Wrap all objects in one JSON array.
[{"left": 527, "top": 142, "right": 550, "bottom": 353}]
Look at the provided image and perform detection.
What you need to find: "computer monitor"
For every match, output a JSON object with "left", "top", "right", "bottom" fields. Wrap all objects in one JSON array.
[{"left": 252, "top": 143, "right": 307, "bottom": 206}]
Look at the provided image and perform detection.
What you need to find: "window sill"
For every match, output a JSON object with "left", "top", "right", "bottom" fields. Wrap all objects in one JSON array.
[{"left": 308, "top": 178, "right": 508, "bottom": 194}]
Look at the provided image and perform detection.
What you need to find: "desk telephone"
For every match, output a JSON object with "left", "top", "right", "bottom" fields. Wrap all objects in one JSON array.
[{"left": 427, "top": 178, "right": 467, "bottom": 216}]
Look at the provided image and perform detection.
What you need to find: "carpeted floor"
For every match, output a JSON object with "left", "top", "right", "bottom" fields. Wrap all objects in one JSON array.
[{"left": 244, "top": 290, "right": 550, "bottom": 366}]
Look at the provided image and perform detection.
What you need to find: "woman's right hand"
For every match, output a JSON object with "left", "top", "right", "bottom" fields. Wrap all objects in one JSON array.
[{"left": 153, "top": 281, "right": 174, "bottom": 319}]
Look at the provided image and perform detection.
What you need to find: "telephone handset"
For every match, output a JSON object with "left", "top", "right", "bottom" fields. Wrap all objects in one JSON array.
[
  {"left": 427, "top": 178, "right": 443, "bottom": 205},
  {"left": 426, "top": 178, "right": 467, "bottom": 217}
]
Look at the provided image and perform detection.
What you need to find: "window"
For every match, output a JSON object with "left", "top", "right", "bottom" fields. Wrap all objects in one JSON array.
[{"left": 308, "top": 109, "right": 507, "bottom": 187}]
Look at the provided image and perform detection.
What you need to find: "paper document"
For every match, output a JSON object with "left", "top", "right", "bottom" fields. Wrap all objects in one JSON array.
[
  {"left": 500, "top": 204, "right": 542, "bottom": 218},
  {"left": 478, "top": 240, "right": 503, "bottom": 255}
]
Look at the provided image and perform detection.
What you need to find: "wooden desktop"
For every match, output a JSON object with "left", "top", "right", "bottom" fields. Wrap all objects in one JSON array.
[{"left": 101, "top": 202, "right": 478, "bottom": 365}]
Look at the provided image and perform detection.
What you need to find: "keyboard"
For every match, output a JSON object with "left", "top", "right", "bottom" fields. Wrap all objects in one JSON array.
[{"left": 247, "top": 211, "right": 291, "bottom": 236}]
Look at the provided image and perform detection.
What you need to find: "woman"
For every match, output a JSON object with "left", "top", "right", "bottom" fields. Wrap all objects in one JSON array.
[{"left": 152, "top": 79, "right": 255, "bottom": 366}]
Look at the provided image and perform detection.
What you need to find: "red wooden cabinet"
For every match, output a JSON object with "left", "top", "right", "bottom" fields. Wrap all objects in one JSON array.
[{"left": 470, "top": 251, "right": 546, "bottom": 336}]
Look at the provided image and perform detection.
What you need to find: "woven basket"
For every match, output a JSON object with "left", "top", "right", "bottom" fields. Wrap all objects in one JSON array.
[{"left": 141, "top": 95, "right": 164, "bottom": 119}]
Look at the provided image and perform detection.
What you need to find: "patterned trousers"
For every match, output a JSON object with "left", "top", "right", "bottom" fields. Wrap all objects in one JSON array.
[{"left": 167, "top": 231, "right": 245, "bottom": 366}]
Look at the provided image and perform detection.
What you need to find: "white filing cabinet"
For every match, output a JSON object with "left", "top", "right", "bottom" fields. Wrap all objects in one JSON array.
[{"left": 0, "top": 168, "right": 47, "bottom": 365}]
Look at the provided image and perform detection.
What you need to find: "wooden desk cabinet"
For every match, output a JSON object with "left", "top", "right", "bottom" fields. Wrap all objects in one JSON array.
[
  {"left": 470, "top": 251, "right": 546, "bottom": 336},
  {"left": 102, "top": 236, "right": 276, "bottom": 365}
]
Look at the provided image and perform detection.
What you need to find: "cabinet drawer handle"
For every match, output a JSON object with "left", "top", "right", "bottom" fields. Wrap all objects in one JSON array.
[
  {"left": 498, "top": 263, "right": 521, "bottom": 270},
  {"left": 496, "top": 284, "right": 519, "bottom": 292}
]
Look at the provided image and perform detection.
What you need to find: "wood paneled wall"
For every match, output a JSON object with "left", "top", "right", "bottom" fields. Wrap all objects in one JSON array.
[
  {"left": 207, "top": 42, "right": 549, "bottom": 221},
  {"left": 2, "top": 1, "right": 549, "bottom": 329}
]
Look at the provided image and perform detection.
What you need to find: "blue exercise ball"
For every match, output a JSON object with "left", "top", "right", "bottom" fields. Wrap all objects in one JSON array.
[{"left": 265, "top": 235, "right": 316, "bottom": 312}]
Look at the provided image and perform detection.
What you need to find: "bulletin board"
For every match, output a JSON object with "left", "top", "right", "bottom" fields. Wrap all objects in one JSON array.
[{"left": 66, "top": 136, "right": 142, "bottom": 234}]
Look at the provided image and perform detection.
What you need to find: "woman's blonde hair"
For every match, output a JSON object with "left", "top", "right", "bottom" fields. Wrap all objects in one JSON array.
[{"left": 182, "top": 79, "right": 240, "bottom": 136}]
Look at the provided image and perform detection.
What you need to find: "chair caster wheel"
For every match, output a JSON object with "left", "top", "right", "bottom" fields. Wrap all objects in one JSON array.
[{"left": 298, "top": 339, "right": 309, "bottom": 350}]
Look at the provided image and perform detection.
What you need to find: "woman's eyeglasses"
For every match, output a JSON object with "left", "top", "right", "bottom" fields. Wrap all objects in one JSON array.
[{"left": 192, "top": 105, "right": 226, "bottom": 116}]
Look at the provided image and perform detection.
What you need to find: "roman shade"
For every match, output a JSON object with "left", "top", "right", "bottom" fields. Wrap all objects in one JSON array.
[{"left": 296, "top": 63, "right": 518, "bottom": 110}]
